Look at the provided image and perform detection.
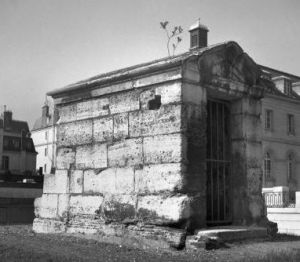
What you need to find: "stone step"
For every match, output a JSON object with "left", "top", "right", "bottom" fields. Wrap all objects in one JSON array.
[{"left": 186, "top": 226, "right": 268, "bottom": 250}]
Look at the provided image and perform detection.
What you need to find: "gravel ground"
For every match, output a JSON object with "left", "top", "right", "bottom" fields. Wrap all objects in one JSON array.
[{"left": 0, "top": 225, "right": 300, "bottom": 262}]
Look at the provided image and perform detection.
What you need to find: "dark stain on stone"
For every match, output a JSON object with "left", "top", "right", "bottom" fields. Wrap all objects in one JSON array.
[{"left": 103, "top": 201, "right": 135, "bottom": 222}]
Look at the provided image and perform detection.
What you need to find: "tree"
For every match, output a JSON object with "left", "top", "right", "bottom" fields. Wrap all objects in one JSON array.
[{"left": 160, "top": 21, "right": 183, "bottom": 56}]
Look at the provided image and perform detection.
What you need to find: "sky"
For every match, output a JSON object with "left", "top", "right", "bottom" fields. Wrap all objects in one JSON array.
[{"left": 1, "top": 0, "right": 300, "bottom": 128}]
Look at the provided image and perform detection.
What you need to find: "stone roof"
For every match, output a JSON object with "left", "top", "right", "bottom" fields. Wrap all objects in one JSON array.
[
  {"left": 47, "top": 40, "right": 300, "bottom": 101},
  {"left": 47, "top": 41, "right": 234, "bottom": 98}
]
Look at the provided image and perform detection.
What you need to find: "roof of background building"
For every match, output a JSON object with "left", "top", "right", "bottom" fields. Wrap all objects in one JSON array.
[
  {"left": 0, "top": 118, "right": 29, "bottom": 133},
  {"left": 32, "top": 115, "right": 56, "bottom": 131}
]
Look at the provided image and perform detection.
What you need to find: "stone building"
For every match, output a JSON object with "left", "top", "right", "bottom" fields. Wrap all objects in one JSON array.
[
  {"left": 32, "top": 100, "right": 58, "bottom": 175},
  {"left": 33, "top": 21, "right": 277, "bottom": 247},
  {"left": 0, "top": 108, "right": 37, "bottom": 175},
  {"left": 260, "top": 67, "right": 300, "bottom": 200}
]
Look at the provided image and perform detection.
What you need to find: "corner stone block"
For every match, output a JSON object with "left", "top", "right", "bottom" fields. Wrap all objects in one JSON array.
[
  {"left": 247, "top": 168, "right": 262, "bottom": 195},
  {"left": 248, "top": 195, "right": 265, "bottom": 221},
  {"left": 92, "top": 97, "right": 110, "bottom": 118},
  {"left": 56, "top": 148, "right": 75, "bottom": 170},
  {"left": 76, "top": 100, "right": 93, "bottom": 120},
  {"left": 34, "top": 197, "right": 41, "bottom": 217},
  {"left": 55, "top": 170, "right": 69, "bottom": 193},
  {"left": 93, "top": 117, "right": 113, "bottom": 142},
  {"left": 43, "top": 170, "right": 69, "bottom": 194},
  {"left": 70, "top": 170, "right": 83, "bottom": 194},
  {"left": 231, "top": 114, "right": 261, "bottom": 141},
  {"left": 129, "top": 104, "right": 182, "bottom": 137},
  {"left": 113, "top": 113, "right": 129, "bottom": 139},
  {"left": 155, "top": 82, "right": 182, "bottom": 105},
  {"left": 33, "top": 218, "right": 66, "bottom": 233},
  {"left": 69, "top": 195, "right": 104, "bottom": 218},
  {"left": 231, "top": 97, "right": 261, "bottom": 116},
  {"left": 109, "top": 91, "right": 140, "bottom": 115},
  {"left": 182, "top": 83, "right": 206, "bottom": 105},
  {"left": 83, "top": 167, "right": 135, "bottom": 195},
  {"left": 35, "top": 194, "right": 58, "bottom": 219},
  {"left": 143, "top": 133, "right": 185, "bottom": 164},
  {"left": 58, "top": 104, "right": 76, "bottom": 123},
  {"left": 108, "top": 138, "right": 142, "bottom": 167},
  {"left": 135, "top": 163, "right": 184, "bottom": 194},
  {"left": 43, "top": 173, "right": 56, "bottom": 194},
  {"left": 102, "top": 194, "right": 136, "bottom": 222},
  {"left": 246, "top": 142, "right": 263, "bottom": 168},
  {"left": 139, "top": 82, "right": 182, "bottom": 109},
  {"left": 137, "top": 195, "right": 191, "bottom": 224},
  {"left": 140, "top": 89, "right": 155, "bottom": 110},
  {"left": 57, "top": 120, "right": 92, "bottom": 146},
  {"left": 57, "top": 194, "right": 70, "bottom": 219},
  {"left": 75, "top": 143, "right": 107, "bottom": 169}
]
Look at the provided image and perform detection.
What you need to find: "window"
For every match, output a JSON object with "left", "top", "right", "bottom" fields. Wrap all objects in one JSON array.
[
  {"left": 265, "top": 110, "right": 273, "bottom": 130},
  {"left": 287, "top": 153, "right": 294, "bottom": 181},
  {"left": 284, "top": 80, "right": 292, "bottom": 96},
  {"left": 26, "top": 142, "right": 32, "bottom": 150},
  {"left": 148, "top": 95, "right": 161, "bottom": 110},
  {"left": 45, "top": 131, "right": 48, "bottom": 140},
  {"left": 287, "top": 114, "right": 295, "bottom": 135},
  {"left": 13, "top": 140, "right": 20, "bottom": 149},
  {"left": 44, "top": 148, "right": 48, "bottom": 156},
  {"left": 44, "top": 164, "right": 47, "bottom": 173},
  {"left": 2, "top": 156, "right": 9, "bottom": 170},
  {"left": 264, "top": 153, "right": 271, "bottom": 179},
  {"left": 3, "top": 136, "right": 21, "bottom": 151},
  {"left": 191, "top": 33, "right": 198, "bottom": 48}
]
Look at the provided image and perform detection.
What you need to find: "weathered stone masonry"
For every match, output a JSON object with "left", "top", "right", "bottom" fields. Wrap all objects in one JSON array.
[{"left": 33, "top": 41, "right": 273, "bottom": 248}]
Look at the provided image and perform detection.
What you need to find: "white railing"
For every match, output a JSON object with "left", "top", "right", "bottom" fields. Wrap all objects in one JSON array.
[
  {"left": 262, "top": 186, "right": 290, "bottom": 208},
  {"left": 266, "top": 191, "right": 300, "bottom": 235}
]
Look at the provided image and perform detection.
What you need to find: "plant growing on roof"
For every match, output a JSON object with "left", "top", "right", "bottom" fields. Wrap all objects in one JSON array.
[{"left": 160, "top": 21, "right": 183, "bottom": 57}]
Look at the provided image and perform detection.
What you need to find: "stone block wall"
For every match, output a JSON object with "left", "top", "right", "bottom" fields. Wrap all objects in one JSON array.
[
  {"left": 33, "top": 80, "right": 203, "bottom": 234},
  {"left": 231, "top": 97, "right": 265, "bottom": 224}
]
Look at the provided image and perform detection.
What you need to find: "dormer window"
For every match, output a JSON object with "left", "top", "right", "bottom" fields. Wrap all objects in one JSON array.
[
  {"left": 284, "top": 79, "right": 292, "bottom": 96},
  {"left": 272, "top": 76, "right": 292, "bottom": 96}
]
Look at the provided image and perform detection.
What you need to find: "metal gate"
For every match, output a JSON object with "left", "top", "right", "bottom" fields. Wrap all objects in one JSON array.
[{"left": 206, "top": 100, "right": 231, "bottom": 225}]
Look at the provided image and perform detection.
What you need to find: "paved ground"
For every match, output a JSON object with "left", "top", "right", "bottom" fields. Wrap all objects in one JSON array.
[{"left": 0, "top": 225, "right": 300, "bottom": 261}]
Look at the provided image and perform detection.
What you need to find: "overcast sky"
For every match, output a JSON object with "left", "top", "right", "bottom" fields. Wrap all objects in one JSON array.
[{"left": 1, "top": 0, "right": 300, "bottom": 128}]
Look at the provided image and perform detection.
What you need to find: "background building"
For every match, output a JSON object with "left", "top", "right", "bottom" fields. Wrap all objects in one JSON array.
[
  {"left": 31, "top": 100, "right": 58, "bottom": 175},
  {"left": 0, "top": 107, "right": 37, "bottom": 175},
  {"left": 260, "top": 68, "right": 300, "bottom": 200}
]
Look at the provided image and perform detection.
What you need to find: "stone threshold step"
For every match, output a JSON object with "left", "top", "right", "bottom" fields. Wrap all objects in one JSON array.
[
  {"left": 186, "top": 226, "right": 268, "bottom": 250},
  {"left": 196, "top": 226, "right": 268, "bottom": 242}
]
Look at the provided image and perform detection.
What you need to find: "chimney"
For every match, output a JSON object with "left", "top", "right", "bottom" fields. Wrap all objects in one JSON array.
[
  {"left": 4, "top": 110, "right": 12, "bottom": 128},
  {"left": 189, "top": 19, "right": 209, "bottom": 50}
]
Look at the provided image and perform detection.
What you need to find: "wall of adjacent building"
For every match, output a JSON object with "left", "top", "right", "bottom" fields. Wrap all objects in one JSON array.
[
  {"left": 1, "top": 129, "right": 36, "bottom": 174},
  {"left": 262, "top": 95, "right": 300, "bottom": 191},
  {"left": 31, "top": 126, "right": 57, "bottom": 174}
]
